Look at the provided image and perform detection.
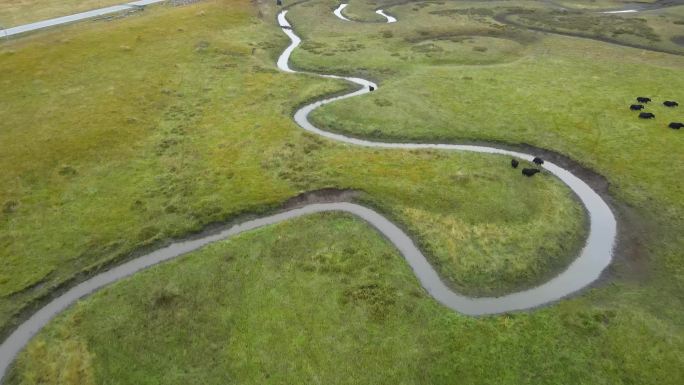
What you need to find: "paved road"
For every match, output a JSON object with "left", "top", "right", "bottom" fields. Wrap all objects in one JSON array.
[{"left": 1, "top": 0, "right": 166, "bottom": 37}]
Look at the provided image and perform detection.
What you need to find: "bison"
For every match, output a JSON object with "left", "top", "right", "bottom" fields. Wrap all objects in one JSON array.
[
  {"left": 533, "top": 157, "right": 544, "bottom": 165},
  {"left": 369, "top": 86, "right": 375, "bottom": 91},
  {"left": 630, "top": 104, "right": 644, "bottom": 111},
  {"left": 669, "top": 122, "right": 683, "bottom": 129},
  {"left": 663, "top": 101, "right": 679, "bottom": 107},
  {"left": 639, "top": 112, "right": 655, "bottom": 119},
  {"left": 511, "top": 159, "right": 519, "bottom": 168},
  {"left": 637, "top": 97, "right": 651, "bottom": 103},
  {"left": 522, "top": 168, "right": 540, "bottom": 177}
]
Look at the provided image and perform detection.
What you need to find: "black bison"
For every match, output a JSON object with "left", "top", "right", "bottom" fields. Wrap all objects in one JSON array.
[
  {"left": 369, "top": 86, "right": 375, "bottom": 91},
  {"left": 511, "top": 159, "right": 519, "bottom": 168},
  {"left": 533, "top": 157, "right": 544, "bottom": 165},
  {"left": 639, "top": 112, "right": 655, "bottom": 119},
  {"left": 669, "top": 122, "right": 683, "bottom": 129},
  {"left": 522, "top": 168, "right": 540, "bottom": 177},
  {"left": 663, "top": 101, "right": 679, "bottom": 107},
  {"left": 630, "top": 104, "right": 644, "bottom": 111},
  {"left": 637, "top": 97, "right": 651, "bottom": 103}
]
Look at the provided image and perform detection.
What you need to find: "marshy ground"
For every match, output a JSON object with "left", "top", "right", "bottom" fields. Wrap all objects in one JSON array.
[{"left": 0, "top": 0, "right": 683, "bottom": 384}]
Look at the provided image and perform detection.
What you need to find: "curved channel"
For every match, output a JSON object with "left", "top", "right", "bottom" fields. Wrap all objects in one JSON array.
[
  {"left": 333, "top": 3, "right": 351, "bottom": 21},
  {"left": 491, "top": 0, "right": 684, "bottom": 56},
  {"left": 0, "top": 5, "right": 619, "bottom": 383},
  {"left": 332, "top": 3, "right": 396, "bottom": 23},
  {"left": 277, "top": 9, "right": 616, "bottom": 311},
  {"left": 376, "top": 9, "right": 397, "bottom": 23},
  {"left": 0, "top": 202, "right": 465, "bottom": 380}
]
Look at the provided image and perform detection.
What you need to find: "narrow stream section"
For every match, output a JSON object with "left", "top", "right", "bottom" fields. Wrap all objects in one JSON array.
[
  {"left": 602, "top": 9, "right": 638, "bottom": 14},
  {"left": 332, "top": 3, "right": 396, "bottom": 23},
  {"left": 0, "top": 6, "right": 619, "bottom": 384},
  {"left": 333, "top": 4, "right": 351, "bottom": 21},
  {"left": 376, "top": 9, "right": 397, "bottom": 23}
]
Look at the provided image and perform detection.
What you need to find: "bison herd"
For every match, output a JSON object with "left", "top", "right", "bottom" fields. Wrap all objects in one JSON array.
[
  {"left": 507, "top": 96, "right": 679, "bottom": 179},
  {"left": 511, "top": 156, "right": 544, "bottom": 177},
  {"left": 631, "top": 97, "right": 681, "bottom": 129}
]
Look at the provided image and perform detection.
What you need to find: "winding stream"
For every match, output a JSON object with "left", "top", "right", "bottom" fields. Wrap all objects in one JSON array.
[
  {"left": 333, "top": 3, "right": 397, "bottom": 23},
  {"left": 277, "top": 8, "right": 616, "bottom": 313},
  {"left": 333, "top": 4, "right": 351, "bottom": 21},
  {"left": 0, "top": 4, "right": 620, "bottom": 383},
  {"left": 376, "top": 9, "right": 397, "bottom": 23}
]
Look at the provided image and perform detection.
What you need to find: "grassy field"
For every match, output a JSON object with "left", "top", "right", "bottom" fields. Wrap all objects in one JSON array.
[
  {"left": 6, "top": 213, "right": 683, "bottom": 385},
  {"left": 0, "top": 0, "right": 585, "bottom": 341},
  {"left": 552, "top": 0, "right": 661, "bottom": 10},
  {"left": 293, "top": 0, "right": 684, "bottom": 380},
  {"left": 506, "top": 8, "right": 684, "bottom": 54},
  {"left": 2, "top": 0, "right": 683, "bottom": 383},
  {"left": 302, "top": 0, "right": 684, "bottom": 293},
  {"left": 0, "top": 0, "right": 129, "bottom": 26}
]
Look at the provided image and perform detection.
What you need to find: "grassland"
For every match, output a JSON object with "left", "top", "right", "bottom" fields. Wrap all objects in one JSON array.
[
  {"left": 0, "top": 0, "right": 129, "bottom": 26},
  {"left": 302, "top": 0, "right": 684, "bottom": 296},
  {"left": 551, "top": 0, "right": 661, "bottom": 10},
  {"left": 504, "top": 8, "right": 684, "bottom": 54},
  {"left": 6, "top": 213, "right": 684, "bottom": 385},
  {"left": 2, "top": 0, "right": 683, "bottom": 384},
  {"left": 0, "top": 0, "right": 586, "bottom": 341},
  {"left": 295, "top": 0, "right": 683, "bottom": 381}
]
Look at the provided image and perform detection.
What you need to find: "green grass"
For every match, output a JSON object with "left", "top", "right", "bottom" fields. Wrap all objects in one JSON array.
[
  {"left": 3, "top": 0, "right": 683, "bottom": 383},
  {"left": 288, "top": 0, "right": 684, "bottom": 379},
  {"left": 0, "top": 0, "right": 129, "bottom": 26},
  {"left": 506, "top": 10, "right": 684, "bottom": 54},
  {"left": 298, "top": 0, "right": 684, "bottom": 296},
  {"left": 7, "top": 213, "right": 684, "bottom": 385},
  {"left": 0, "top": 0, "right": 585, "bottom": 339},
  {"left": 552, "top": 0, "right": 660, "bottom": 10},
  {"left": 334, "top": 0, "right": 386, "bottom": 22}
]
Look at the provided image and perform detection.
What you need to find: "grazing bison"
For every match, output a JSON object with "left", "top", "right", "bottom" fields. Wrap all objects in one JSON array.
[
  {"left": 630, "top": 104, "right": 644, "bottom": 111},
  {"left": 637, "top": 97, "right": 651, "bottom": 103},
  {"left": 663, "top": 101, "right": 679, "bottom": 107},
  {"left": 369, "top": 86, "right": 375, "bottom": 91},
  {"left": 639, "top": 112, "right": 655, "bottom": 119},
  {"left": 511, "top": 159, "right": 519, "bottom": 168},
  {"left": 522, "top": 168, "right": 540, "bottom": 177},
  {"left": 669, "top": 122, "right": 683, "bottom": 129},
  {"left": 533, "top": 157, "right": 544, "bottom": 165}
]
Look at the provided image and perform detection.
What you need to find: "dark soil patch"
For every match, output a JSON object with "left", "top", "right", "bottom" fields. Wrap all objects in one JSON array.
[{"left": 671, "top": 35, "right": 684, "bottom": 47}]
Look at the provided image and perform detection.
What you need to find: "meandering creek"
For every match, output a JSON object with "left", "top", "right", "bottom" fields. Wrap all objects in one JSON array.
[
  {"left": 0, "top": 5, "right": 620, "bottom": 383},
  {"left": 277, "top": 8, "right": 616, "bottom": 315}
]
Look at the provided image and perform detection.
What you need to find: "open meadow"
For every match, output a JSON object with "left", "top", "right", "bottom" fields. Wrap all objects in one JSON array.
[{"left": 0, "top": 0, "right": 682, "bottom": 384}]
